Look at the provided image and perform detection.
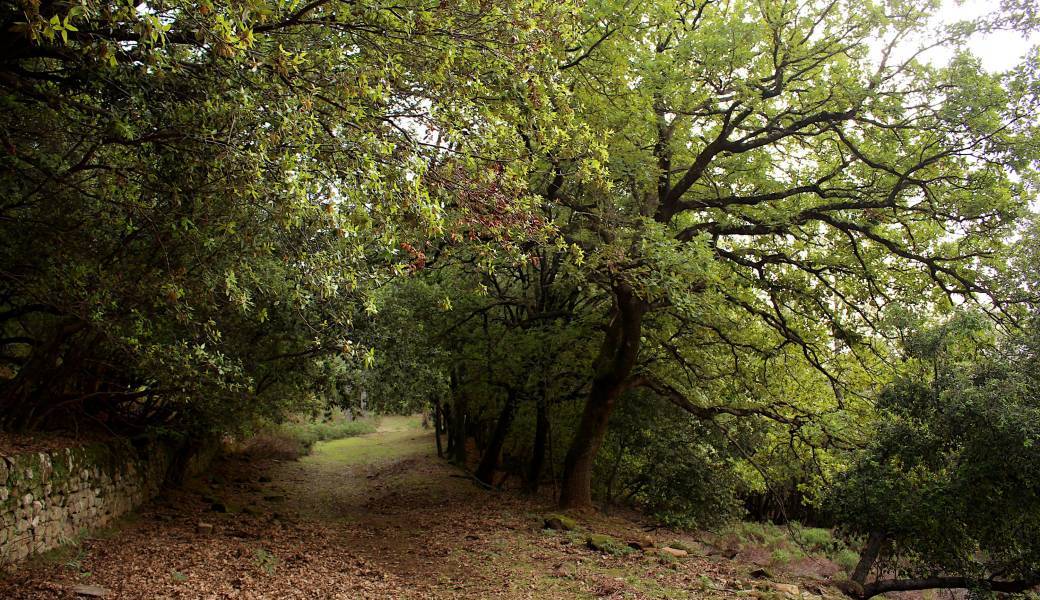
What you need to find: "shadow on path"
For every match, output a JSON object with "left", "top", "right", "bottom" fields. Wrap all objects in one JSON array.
[{"left": 0, "top": 416, "right": 821, "bottom": 599}]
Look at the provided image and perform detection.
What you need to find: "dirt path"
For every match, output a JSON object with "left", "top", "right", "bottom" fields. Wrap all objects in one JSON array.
[{"left": 0, "top": 418, "right": 845, "bottom": 599}]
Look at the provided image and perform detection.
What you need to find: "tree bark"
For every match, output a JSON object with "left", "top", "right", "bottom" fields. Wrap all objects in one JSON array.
[
  {"left": 559, "top": 284, "right": 646, "bottom": 509},
  {"left": 851, "top": 531, "right": 885, "bottom": 587},
  {"left": 859, "top": 575, "right": 1040, "bottom": 599},
  {"left": 840, "top": 530, "right": 1039, "bottom": 599},
  {"left": 475, "top": 387, "right": 519, "bottom": 486}
]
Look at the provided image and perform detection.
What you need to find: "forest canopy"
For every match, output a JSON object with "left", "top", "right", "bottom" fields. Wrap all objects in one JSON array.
[{"left": 2, "top": 0, "right": 1040, "bottom": 597}]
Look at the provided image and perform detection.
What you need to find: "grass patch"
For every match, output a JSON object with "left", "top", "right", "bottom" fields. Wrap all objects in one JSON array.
[
  {"left": 378, "top": 414, "right": 425, "bottom": 432},
  {"left": 722, "top": 520, "right": 863, "bottom": 574},
  {"left": 254, "top": 547, "right": 278, "bottom": 575},
  {"left": 281, "top": 418, "right": 379, "bottom": 447},
  {"left": 726, "top": 521, "right": 787, "bottom": 549},
  {"left": 303, "top": 429, "right": 431, "bottom": 467},
  {"left": 770, "top": 547, "right": 794, "bottom": 566},
  {"left": 790, "top": 522, "right": 837, "bottom": 552},
  {"left": 236, "top": 415, "right": 380, "bottom": 460},
  {"left": 586, "top": 533, "right": 633, "bottom": 556},
  {"left": 834, "top": 548, "right": 860, "bottom": 572}
]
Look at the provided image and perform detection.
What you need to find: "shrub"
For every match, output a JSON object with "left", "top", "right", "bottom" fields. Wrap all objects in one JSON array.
[
  {"left": 770, "top": 548, "right": 793, "bottom": 566},
  {"left": 829, "top": 315, "right": 1040, "bottom": 597},
  {"left": 790, "top": 524, "right": 835, "bottom": 553},
  {"left": 595, "top": 393, "right": 743, "bottom": 529},
  {"left": 834, "top": 548, "right": 860, "bottom": 573},
  {"left": 236, "top": 416, "right": 379, "bottom": 459},
  {"left": 282, "top": 419, "right": 379, "bottom": 447}
]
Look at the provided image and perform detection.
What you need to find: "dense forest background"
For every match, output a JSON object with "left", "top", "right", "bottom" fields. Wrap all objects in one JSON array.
[{"left": 2, "top": 0, "right": 1040, "bottom": 596}]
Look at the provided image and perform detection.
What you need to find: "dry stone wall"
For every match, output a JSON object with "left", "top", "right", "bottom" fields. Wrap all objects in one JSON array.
[{"left": 0, "top": 439, "right": 183, "bottom": 564}]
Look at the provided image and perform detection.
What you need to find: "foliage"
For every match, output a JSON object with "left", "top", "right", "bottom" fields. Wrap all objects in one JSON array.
[
  {"left": 830, "top": 312, "right": 1040, "bottom": 596},
  {"left": 595, "top": 392, "right": 743, "bottom": 529},
  {"left": 0, "top": 0, "right": 571, "bottom": 434},
  {"left": 545, "top": 0, "right": 1039, "bottom": 506},
  {"left": 3, "top": 0, "right": 1040, "bottom": 586},
  {"left": 235, "top": 415, "right": 379, "bottom": 459},
  {"left": 279, "top": 417, "right": 379, "bottom": 449},
  {"left": 352, "top": 0, "right": 1040, "bottom": 536}
]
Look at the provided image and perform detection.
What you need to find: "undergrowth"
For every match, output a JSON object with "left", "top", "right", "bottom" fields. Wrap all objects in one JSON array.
[
  {"left": 719, "top": 521, "right": 861, "bottom": 572},
  {"left": 235, "top": 415, "right": 380, "bottom": 460}
]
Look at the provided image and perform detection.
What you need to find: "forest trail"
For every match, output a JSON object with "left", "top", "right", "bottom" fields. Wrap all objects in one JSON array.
[{"left": 0, "top": 418, "right": 847, "bottom": 599}]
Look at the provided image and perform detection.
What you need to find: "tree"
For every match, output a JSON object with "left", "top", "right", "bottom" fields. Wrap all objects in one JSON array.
[
  {"left": 0, "top": 0, "right": 571, "bottom": 434},
  {"left": 359, "top": 245, "right": 598, "bottom": 488},
  {"left": 505, "top": 0, "right": 1040, "bottom": 509},
  {"left": 830, "top": 312, "right": 1040, "bottom": 599}
]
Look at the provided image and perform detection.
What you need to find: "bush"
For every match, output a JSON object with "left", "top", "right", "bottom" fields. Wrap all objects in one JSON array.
[
  {"left": 236, "top": 416, "right": 379, "bottom": 460},
  {"left": 828, "top": 315, "right": 1040, "bottom": 595},
  {"left": 281, "top": 419, "right": 379, "bottom": 448},
  {"left": 790, "top": 524, "right": 836, "bottom": 553},
  {"left": 235, "top": 432, "right": 310, "bottom": 461},
  {"left": 595, "top": 393, "right": 742, "bottom": 529}
]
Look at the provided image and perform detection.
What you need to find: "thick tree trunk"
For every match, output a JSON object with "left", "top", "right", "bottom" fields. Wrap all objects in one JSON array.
[
  {"left": 524, "top": 395, "right": 550, "bottom": 494},
  {"left": 859, "top": 575, "right": 1040, "bottom": 600},
  {"left": 475, "top": 387, "right": 519, "bottom": 486},
  {"left": 559, "top": 285, "right": 646, "bottom": 509}
]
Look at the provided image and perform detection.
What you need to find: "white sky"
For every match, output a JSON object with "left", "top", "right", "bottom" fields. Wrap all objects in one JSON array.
[{"left": 935, "top": 0, "right": 1040, "bottom": 72}]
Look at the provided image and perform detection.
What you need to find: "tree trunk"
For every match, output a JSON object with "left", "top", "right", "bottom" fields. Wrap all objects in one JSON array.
[
  {"left": 525, "top": 395, "right": 550, "bottom": 494},
  {"left": 475, "top": 387, "right": 519, "bottom": 486},
  {"left": 559, "top": 284, "right": 646, "bottom": 509},
  {"left": 433, "top": 395, "right": 444, "bottom": 458},
  {"left": 851, "top": 531, "right": 886, "bottom": 587},
  {"left": 444, "top": 402, "right": 455, "bottom": 456},
  {"left": 604, "top": 430, "right": 628, "bottom": 511},
  {"left": 449, "top": 383, "right": 469, "bottom": 465}
]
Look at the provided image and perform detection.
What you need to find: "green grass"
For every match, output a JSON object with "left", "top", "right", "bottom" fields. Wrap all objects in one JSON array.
[
  {"left": 254, "top": 547, "right": 278, "bottom": 575},
  {"left": 378, "top": 414, "right": 425, "bottom": 432},
  {"left": 303, "top": 428, "right": 431, "bottom": 467},
  {"left": 237, "top": 415, "right": 381, "bottom": 460},
  {"left": 834, "top": 548, "right": 860, "bottom": 572},
  {"left": 790, "top": 522, "right": 837, "bottom": 552},
  {"left": 728, "top": 521, "right": 787, "bottom": 548},
  {"left": 280, "top": 417, "right": 379, "bottom": 447},
  {"left": 770, "top": 547, "right": 794, "bottom": 566},
  {"left": 722, "top": 520, "right": 863, "bottom": 575}
]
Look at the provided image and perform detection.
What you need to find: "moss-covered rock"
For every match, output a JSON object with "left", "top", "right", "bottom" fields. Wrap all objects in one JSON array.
[
  {"left": 543, "top": 514, "right": 578, "bottom": 531},
  {"left": 586, "top": 533, "right": 627, "bottom": 554}
]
